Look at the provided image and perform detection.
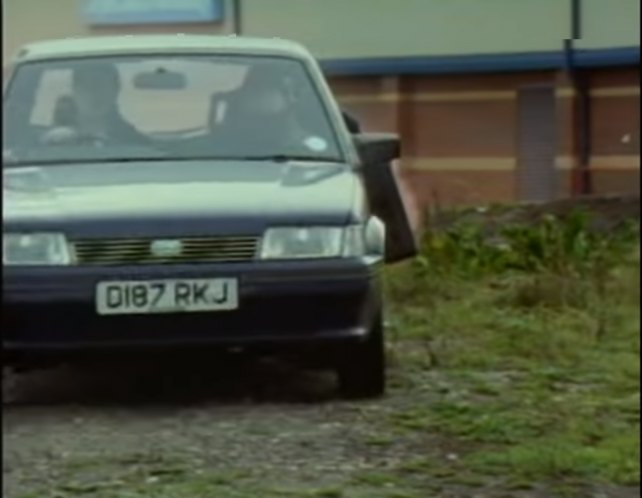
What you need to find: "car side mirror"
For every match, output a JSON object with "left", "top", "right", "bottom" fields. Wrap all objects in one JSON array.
[
  {"left": 354, "top": 133, "right": 401, "bottom": 165},
  {"left": 342, "top": 111, "right": 361, "bottom": 134}
]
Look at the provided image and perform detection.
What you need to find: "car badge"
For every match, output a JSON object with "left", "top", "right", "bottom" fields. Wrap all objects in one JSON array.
[{"left": 150, "top": 239, "right": 183, "bottom": 258}]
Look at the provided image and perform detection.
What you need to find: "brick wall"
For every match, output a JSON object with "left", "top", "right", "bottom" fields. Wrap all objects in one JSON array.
[
  {"left": 587, "top": 68, "right": 640, "bottom": 195},
  {"left": 329, "top": 67, "right": 640, "bottom": 217}
]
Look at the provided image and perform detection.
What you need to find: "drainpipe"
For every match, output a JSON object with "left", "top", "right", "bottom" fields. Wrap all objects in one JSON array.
[
  {"left": 565, "top": 0, "right": 592, "bottom": 195},
  {"left": 232, "top": 0, "right": 242, "bottom": 35},
  {"left": 576, "top": 74, "right": 592, "bottom": 195}
]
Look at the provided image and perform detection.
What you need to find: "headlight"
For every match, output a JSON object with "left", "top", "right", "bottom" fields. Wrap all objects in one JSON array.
[
  {"left": 365, "top": 216, "right": 386, "bottom": 256},
  {"left": 3, "top": 233, "right": 73, "bottom": 266},
  {"left": 260, "top": 226, "right": 365, "bottom": 259}
]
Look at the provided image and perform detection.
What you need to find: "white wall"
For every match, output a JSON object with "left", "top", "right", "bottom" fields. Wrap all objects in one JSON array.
[
  {"left": 2, "top": 0, "right": 233, "bottom": 63},
  {"left": 3, "top": 0, "right": 88, "bottom": 62},
  {"left": 242, "top": 0, "right": 573, "bottom": 59},
  {"left": 3, "top": 0, "right": 639, "bottom": 65},
  {"left": 576, "top": 0, "right": 641, "bottom": 50}
]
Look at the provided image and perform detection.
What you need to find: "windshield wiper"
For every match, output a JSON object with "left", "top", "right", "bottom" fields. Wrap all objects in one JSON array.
[
  {"left": 3, "top": 156, "right": 172, "bottom": 166},
  {"left": 3, "top": 154, "right": 345, "bottom": 166},
  {"left": 238, "top": 154, "right": 343, "bottom": 163}
]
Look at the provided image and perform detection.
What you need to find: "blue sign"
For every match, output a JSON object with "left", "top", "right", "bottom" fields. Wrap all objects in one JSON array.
[{"left": 83, "top": 0, "right": 224, "bottom": 25}]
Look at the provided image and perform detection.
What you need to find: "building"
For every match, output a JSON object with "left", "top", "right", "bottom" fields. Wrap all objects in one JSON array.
[{"left": 4, "top": 0, "right": 640, "bottom": 211}]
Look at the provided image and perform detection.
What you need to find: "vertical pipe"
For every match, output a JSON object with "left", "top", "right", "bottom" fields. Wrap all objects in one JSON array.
[
  {"left": 232, "top": 0, "right": 242, "bottom": 35},
  {"left": 571, "top": 0, "right": 581, "bottom": 39},
  {"left": 567, "top": 0, "right": 592, "bottom": 195},
  {"left": 577, "top": 76, "right": 593, "bottom": 194}
]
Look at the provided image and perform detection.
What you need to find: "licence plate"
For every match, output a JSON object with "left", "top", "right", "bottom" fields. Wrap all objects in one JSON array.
[{"left": 95, "top": 278, "right": 238, "bottom": 315}]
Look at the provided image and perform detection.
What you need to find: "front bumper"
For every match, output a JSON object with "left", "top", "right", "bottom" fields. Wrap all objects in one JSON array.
[{"left": 3, "top": 258, "right": 382, "bottom": 353}]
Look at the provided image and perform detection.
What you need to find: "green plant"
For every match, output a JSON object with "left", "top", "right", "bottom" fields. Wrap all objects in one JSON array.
[{"left": 414, "top": 208, "right": 639, "bottom": 280}]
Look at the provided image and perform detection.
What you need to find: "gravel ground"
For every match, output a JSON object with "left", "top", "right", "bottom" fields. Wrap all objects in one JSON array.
[
  {"left": 3, "top": 357, "right": 640, "bottom": 498},
  {"left": 3, "top": 354, "right": 639, "bottom": 498},
  {"left": 3, "top": 359, "right": 402, "bottom": 497}
]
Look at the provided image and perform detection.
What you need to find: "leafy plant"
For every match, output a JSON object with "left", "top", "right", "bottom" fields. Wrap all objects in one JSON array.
[{"left": 413, "top": 208, "right": 639, "bottom": 281}]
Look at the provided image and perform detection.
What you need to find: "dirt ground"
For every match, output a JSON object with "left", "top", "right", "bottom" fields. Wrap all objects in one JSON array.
[{"left": 3, "top": 358, "right": 640, "bottom": 498}]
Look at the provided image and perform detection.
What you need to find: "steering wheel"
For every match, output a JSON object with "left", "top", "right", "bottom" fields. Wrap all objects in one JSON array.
[
  {"left": 40, "top": 127, "right": 111, "bottom": 148},
  {"left": 80, "top": 131, "right": 111, "bottom": 148}
]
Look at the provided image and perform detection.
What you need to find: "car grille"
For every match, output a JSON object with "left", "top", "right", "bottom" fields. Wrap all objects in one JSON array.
[{"left": 72, "top": 236, "right": 260, "bottom": 265}]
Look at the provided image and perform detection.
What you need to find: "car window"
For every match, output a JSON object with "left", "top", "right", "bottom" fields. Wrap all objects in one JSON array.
[
  {"left": 28, "top": 61, "right": 248, "bottom": 133},
  {"left": 3, "top": 55, "right": 343, "bottom": 165}
]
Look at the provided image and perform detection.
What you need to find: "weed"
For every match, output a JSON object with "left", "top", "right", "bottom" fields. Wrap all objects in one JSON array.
[{"left": 414, "top": 208, "right": 638, "bottom": 279}]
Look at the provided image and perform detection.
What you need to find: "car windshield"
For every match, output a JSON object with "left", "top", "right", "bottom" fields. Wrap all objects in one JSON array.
[{"left": 3, "top": 55, "right": 343, "bottom": 166}]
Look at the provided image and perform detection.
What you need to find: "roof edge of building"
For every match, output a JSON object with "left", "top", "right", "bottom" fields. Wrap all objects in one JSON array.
[{"left": 320, "top": 46, "right": 641, "bottom": 76}]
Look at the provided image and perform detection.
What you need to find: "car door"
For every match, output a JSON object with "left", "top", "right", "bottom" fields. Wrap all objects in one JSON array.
[{"left": 348, "top": 123, "right": 417, "bottom": 264}]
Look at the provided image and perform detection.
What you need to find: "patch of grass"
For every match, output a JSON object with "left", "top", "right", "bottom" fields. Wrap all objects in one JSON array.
[
  {"left": 429, "top": 400, "right": 546, "bottom": 444},
  {"left": 395, "top": 456, "right": 440, "bottom": 474},
  {"left": 364, "top": 433, "right": 396, "bottom": 447},
  {"left": 468, "top": 433, "right": 640, "bottom": 485},
  {"left": 496, "top": 272, "right": 593, "bottom": 310},
  {"left": 349, "top": 470, "right": 443, "bottom": 497},
  {"left": 352, "top": 470, "right": 407, "bottom": 487},
  {"left": 311, "top": 488, "right": 344, "bottom": 498},
  {"left": 382, "top": 211, "right": 640, "bottom": 490}
]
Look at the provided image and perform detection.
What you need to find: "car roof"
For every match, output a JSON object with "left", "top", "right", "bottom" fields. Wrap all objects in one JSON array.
[{"left": 14, "top": 35, "right": 313, "bottom": 63}]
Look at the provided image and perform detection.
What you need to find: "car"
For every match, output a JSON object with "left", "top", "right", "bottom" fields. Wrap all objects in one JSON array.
[{"left": 2, "top": 35, "right": 417, "bottom": 398}]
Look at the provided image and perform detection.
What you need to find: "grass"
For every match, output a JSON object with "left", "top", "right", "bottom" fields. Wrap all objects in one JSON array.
[{"left": 381, "top": 211, "right": 640, "bottom": 492}]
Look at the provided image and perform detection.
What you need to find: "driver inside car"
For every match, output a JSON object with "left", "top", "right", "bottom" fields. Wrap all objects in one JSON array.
[
  {"left": 209, "top": 67, "right": 330, "bottom": 155},
  {"left": 54, "top": 63, "right": 149, "bottom": 146}
]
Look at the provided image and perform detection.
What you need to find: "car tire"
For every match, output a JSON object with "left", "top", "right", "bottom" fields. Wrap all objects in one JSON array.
[{"left": 337, "top": 313, "right": 386, "bottom": 399}]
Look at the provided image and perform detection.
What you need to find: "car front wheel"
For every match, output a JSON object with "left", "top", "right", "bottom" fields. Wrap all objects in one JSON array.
[{"left": 337, "top": 314, "right": 386, "bottom": 398}]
